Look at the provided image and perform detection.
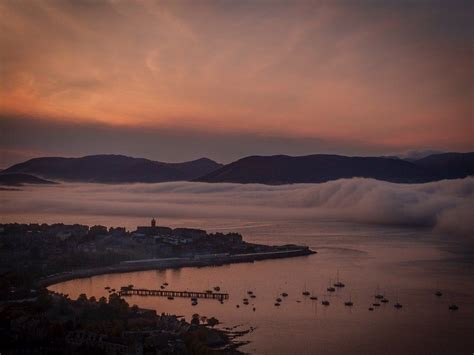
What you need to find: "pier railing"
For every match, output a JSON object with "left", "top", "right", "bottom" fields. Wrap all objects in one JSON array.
[{"left": 118, "top": 288, "right": 229, "bottom": 300}]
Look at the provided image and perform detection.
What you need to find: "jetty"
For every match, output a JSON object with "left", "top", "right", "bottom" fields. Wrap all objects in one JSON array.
[{"left": 119, "top": 288, "right": 229, "bottom": 300}]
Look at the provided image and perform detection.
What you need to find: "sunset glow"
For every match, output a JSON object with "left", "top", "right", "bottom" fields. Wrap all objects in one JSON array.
[{"left": 0, "top": 1, "right": 472, "bottom": 164}]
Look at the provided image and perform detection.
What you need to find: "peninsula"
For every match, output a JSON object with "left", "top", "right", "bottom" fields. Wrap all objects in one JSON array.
[{"left": 0, "top": 219, "right": 313, "bottom": 354}]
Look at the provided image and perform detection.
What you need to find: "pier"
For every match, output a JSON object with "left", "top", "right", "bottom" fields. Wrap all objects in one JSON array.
[{"left": 119, "top": 288, "right": 229, "bottom": 300}]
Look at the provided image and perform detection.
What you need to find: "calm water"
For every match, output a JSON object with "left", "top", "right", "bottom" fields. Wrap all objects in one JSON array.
[{"left": 50, "top": 220, "right": 474, "bottom": 355}]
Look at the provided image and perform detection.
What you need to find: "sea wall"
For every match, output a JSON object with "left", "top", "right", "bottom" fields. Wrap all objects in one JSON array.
[{"left": 38, "top": 247, "right": 315, "bottom": 288}]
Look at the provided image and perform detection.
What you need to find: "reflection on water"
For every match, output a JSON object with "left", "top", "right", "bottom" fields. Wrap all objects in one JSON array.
[{"left": 50, "top": 221, "right": 474, "bottom": 355}]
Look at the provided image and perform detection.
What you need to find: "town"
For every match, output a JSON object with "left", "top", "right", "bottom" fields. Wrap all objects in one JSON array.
[{"left": 0, "top": 219, "right": 312, "bottom": 354}]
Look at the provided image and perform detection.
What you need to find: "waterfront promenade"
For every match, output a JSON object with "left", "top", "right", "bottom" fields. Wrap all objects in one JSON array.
[{"left": 39, "top": 247, "right": 315, "bottom": 287}]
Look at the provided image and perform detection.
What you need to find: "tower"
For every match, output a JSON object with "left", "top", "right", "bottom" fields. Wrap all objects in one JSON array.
[{"left": 151, "top": 218, "right": 156, "bottom": 228}]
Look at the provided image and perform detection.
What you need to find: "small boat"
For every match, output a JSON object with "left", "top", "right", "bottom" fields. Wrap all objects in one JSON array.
[
  {"left": 344, "top": 294, "right": 354, "bottom": 306},
  {"left": 374, "top": 285, "right": 384, "bottom": 299},
  {"left": 247, "top": 290, "right": 253, "bottom": 295},
  {"left": 281, "top": 292, "right": 288, "bottom": 297},
  {"left": 334, "top": 270, "right": 345, "bottom": 288},
  {"left": 191, "top": 300, "right": 198, "bottom": 306},
  {"left": 435, "top": 291, "right": 442, "bottom": 297},
  {"left": 394, "top": 302, "right": 403, "bottom": 309},
  {"left": 160, "top": 285, "right": 165, "bottom": 289},
  {"left": 191, "top": 297, "right": 198, "bottom": 302},
  {"left": 205, "top": 290, "right": 213, "bottom": 294},
  {"left": 302, "top": 282, "right": 310, "bottom": 296},
  {"left": 275, "top": 302, "right": 281, "bottom": 306},
  {"left": 327, "top": 287, "right": 336, "bottom": 292},
  {"left": 250, "top": 294, "right": 256, "bottom": 298},
  {"left": 167, "top": 296, "right": 174, "bottom": 300},
  {"left": 321, "top": 300, "right": 330, "bottom": 306},
  {"left": 243, "top": 300, "right": 249, "bottom": 305},
  {"left": 296, "top": 300, "right": 301, "bottom": 303},
  {"left": 104, "top": 286, "right": 110, "bottom": 290},
  {"left": 243, "top": 298, "right": 249, "bottom": 302},
  {"left": 276, "top": 298, "right": 282, "bottom": 302},
  {"left": 163, "top": 282, "right": 169, "bottom": 286},
  {"left": 381, "top": 299, "right": 389, "bottom": 303},
  {"left": 448, "top": 304, "right": 459, "bottom": 311},
  {"left": 214, "top": 286, "right": 221, "bottom": 292},
  {"left": 253, "top": 307, "right": 256, "bottom": 312},
  {"left": 373, "top": 303, "right": 380, "bottom": 307},
  {"left": 310, "top": 295, "right": 318, "bottom": 300},
  {"left": 368, "top": 307, "right": 374, "bottom": 311},
  {"left": 236, "top": 304, "right": 240, "bottom": 308}
]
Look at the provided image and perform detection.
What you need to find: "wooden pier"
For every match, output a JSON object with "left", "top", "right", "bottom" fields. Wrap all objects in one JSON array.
[{"left": 119, "top": 288, "right": 229, "bottom": 300}]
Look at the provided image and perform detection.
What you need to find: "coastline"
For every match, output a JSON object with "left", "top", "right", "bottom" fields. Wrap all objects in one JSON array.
[{"left": 38, "top": 247, "right": 315, "bottom": 288}]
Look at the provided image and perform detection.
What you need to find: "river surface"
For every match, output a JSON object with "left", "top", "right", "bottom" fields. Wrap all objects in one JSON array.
[{"left": 49, "top": 220, "right": 474, "bottom": 355}]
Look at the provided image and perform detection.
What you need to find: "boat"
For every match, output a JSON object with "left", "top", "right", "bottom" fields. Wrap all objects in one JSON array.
[
  {"left": 374, "top": 285, "right": 384, "bottom": 299},
  {"left": 214, "top": 286, "right": 221, "bottom": 292},
  {"left": 435, "top": 291, "right": 442, "bottom": 297},
  {"left": 344, "top": 294, "right": 353, "bottom": 306},
  {"left": 321, "top": 300, "right": 330, "bottom": 306},
  {"left": 160, "top": 285, "right": 165, "bottom": 289},
  {"left": 250, "top": 294, "right": 256, "bottom": 298},
  {"left": 191, "top": 297, "right": 198, "bottom": 302},
  {"left": 243, "top": 300, "right": 249, "bottom": 305},
  {"left": 281, "top": 292, "right": 288, "bottom": 297},
  {"left": 276, "top": 298, "right": 282, "bottom": 302},
  {"left": 236, "top": 304, "right": 240, "bottom": 308},
  {"left": 275, "top": 302, "right": 281, "bottom": 306},
  {"left": 247, "top": 290, "right": 253, "bottom": 295},
  {"left": 167, "top": 296, "right": 174, "bottom": 300},
  {"left": 243, "top": 298, "right": 249, "bottom": 302},
  {"left": 334, "top": 270, "right": 345, "bottom": 288},
  {"left": 163, "top": 282, "right": 168, "bottom": 286},
  {"left": 310, "top": 295, "right": 318, "bottom": 300},
  {"left": 448, "top": 304, "right": 459, "bottom": 311},
  {"left": 381, "top": 298, "right": 389, "bottom": 303},
  {"left": 205, "top": 290, "right": 213, "bottom": 294},
  {"left": 373, "top": 303, "right": 380, "bottom": 307},
  {"left": 327, "top": 286, "right": 336, "bottom": 292},
  {"left": 302, "top": 282, "right": 310, "bottom": 296},
  {"left": 191, "top": 300, "right": 198, "bottom": 306},
  {"left": 253, "top": 307, "right": 256, "bottom": 312},
  {"left": 368, "top": 307, "right": 374, "bottom": 311},
  {"left": 394, "top": 302, "right": 403, "bottom": 309}
]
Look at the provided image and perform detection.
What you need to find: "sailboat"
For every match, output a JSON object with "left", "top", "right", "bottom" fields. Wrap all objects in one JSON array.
[
  {"left": 302, "top": 282, "right": 310, "bottom": 296},
  {"left": 327, "top": 279, "right": 335, "bottom": 293},
  {"left": 334, "top": 270, "right": 345, "bottom": 288},
  {"left": 344, "top": 293, "right": 354, "bottom": 306}
]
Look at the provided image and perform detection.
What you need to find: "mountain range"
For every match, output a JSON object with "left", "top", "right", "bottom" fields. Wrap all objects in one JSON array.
[
  {"left": 1, "top": 155, "right": 223, "bottom": 183},
  {"left": 1, "top": 152, "right": 472, "bottom": 185}
]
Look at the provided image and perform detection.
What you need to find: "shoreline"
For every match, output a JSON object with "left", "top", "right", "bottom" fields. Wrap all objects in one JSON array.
[{"left": 38, "top": 247, "right": 315, "bottom": 288}]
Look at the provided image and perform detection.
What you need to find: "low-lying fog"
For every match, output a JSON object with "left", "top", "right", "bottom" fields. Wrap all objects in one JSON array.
[{"left": 1, "top": 177, "right": 473, "bottom": 237}]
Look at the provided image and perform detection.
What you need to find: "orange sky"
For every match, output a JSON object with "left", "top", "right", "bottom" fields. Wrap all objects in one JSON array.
[{"left": 0, "top": 1, "right": 472, "bottom": 164}]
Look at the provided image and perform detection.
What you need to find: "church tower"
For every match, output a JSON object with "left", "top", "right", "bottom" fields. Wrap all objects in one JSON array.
[{"left": 151, "top": 218, "right": 156, "bottom": 227}]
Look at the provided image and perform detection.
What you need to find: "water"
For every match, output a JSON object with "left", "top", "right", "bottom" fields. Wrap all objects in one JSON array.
[{"left": 49, "top": 220, "right": 474, "bottom": 355}]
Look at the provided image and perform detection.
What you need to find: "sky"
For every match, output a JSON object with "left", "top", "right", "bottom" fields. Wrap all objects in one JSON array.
[{"left": 0, "top": 0, "right": 473, "bottom": 166}]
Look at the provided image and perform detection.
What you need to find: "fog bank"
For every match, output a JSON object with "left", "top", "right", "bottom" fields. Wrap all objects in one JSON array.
[{"left": 1, "top": 178, "right": 473, "bottom": 237}]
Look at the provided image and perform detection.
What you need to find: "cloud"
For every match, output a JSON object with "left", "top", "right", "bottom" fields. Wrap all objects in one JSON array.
[{"left": 1, "top": 177, "right": 473, "bottom": 237}]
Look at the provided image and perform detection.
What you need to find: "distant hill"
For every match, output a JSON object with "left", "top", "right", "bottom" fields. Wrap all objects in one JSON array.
[
  {"left": 1, "top": 155, "right": 223, "bottom": 183},
  {"left": 412, "top": 152, "right": 474, "bottom": 179},
  {"left": 197, "top": 153, "right": 473, "bottom": 184},
  {"left": 0, "top": 173, "right": 56, "bottom": 186}
]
